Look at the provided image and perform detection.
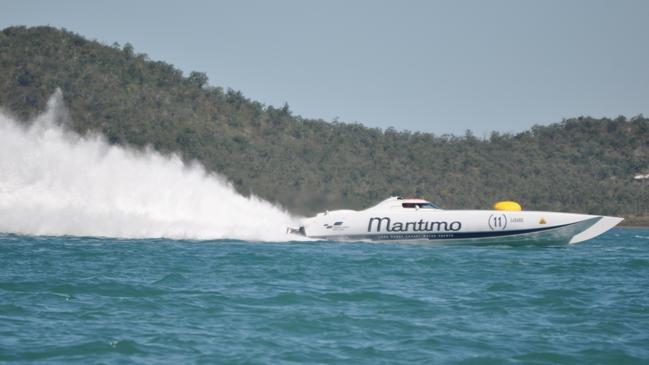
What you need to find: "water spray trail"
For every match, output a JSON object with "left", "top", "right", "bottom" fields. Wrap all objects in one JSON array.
[{"left": 0, "top": 91, "right": 301, "bottom": 241}]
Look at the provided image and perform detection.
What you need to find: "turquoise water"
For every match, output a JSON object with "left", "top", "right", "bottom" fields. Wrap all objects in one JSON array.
[{"left": 1, "top": 229, "right": 648, "bottom": 364}]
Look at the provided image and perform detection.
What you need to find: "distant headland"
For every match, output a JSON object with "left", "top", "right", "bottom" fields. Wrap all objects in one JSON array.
[{"left": 1, "top": 26, "right": 647, "bottom": 224}]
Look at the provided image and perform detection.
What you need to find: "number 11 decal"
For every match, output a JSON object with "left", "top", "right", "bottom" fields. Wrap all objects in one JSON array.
[{"left": 488, "top": 214, "right": 507, "bottom": 230}]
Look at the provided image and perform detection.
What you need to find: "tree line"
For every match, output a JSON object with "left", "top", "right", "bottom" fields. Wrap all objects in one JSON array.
[{"left": 1, "top": 26, "right": 648, "bottom": 222}]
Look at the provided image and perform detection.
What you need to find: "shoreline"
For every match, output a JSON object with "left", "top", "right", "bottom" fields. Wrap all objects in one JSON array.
[{"left": 620, "top": 216, "right": 649, "bottom": 228}]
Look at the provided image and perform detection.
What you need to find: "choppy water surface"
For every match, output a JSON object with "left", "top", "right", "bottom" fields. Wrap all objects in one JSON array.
[{"left": 1, "top": 229, "right": 648, "bottom": 364}]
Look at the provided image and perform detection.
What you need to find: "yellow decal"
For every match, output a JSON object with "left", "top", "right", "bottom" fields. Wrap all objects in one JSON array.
[
  {"left": 539, "top": 217, "right": 546, "bottom": 224},
  {"left": 494, "top": 201, "right": 522, "bottom": 211}
]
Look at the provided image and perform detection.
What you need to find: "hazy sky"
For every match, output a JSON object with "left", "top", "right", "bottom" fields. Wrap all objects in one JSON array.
[{"left": 2, "top": 0, "right": 648, "bottom": 135}]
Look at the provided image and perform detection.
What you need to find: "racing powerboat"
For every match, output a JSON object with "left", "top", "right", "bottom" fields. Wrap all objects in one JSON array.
[{"left": 287, "top": 197, "right": 623, "bottom": 244}]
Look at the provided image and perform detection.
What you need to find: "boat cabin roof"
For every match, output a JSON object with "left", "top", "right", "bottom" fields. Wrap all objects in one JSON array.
[{"left": 369, "top": 196, "right": 440, "bottom": 210}]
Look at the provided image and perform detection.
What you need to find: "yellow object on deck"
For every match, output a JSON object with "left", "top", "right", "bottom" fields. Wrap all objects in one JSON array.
[{"left": 494, "top": 201, "right": 522, "bottom": 211}]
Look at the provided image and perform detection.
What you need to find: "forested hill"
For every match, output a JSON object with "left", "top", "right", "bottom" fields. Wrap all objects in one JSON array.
[{"left": 1, "top": 26, "right": 648, "bottom": 220}]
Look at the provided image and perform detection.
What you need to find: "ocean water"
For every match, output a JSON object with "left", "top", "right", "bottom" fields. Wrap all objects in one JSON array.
[{"left": 1, "top": 229, "right": 648, "bottom": 364}]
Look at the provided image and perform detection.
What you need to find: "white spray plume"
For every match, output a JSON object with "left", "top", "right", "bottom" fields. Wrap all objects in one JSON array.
[{"left": 0, "top": 90, "right": 303, "bottom": 241}]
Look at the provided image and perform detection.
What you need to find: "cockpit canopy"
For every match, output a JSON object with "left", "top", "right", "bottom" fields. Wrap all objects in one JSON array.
[
  {"left": 401, "top": 201, "right": 439, "bottom": 209},
  {"left": 368, "top": 196, "right": 441, "bottom": 211}
]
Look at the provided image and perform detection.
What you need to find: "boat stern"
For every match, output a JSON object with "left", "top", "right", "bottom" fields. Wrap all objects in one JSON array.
[{"left": 286, "top": 226, "right": 306, "bottom": 236}]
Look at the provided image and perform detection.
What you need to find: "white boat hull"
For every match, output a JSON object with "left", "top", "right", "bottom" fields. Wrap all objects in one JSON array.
[{"left": 292, "top": 201, "right": 623, "bottom": 244}]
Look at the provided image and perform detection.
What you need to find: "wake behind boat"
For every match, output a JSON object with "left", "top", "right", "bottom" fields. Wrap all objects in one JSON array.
[{"left": 288, "top": 197, "right": 623, "bottom": 244}]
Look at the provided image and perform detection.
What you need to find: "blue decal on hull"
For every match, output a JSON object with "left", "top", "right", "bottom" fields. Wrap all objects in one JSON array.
[{"left": 314, "top": 223, "right": 574, "bottom": 241}]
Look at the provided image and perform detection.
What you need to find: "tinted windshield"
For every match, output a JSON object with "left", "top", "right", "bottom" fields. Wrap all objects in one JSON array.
[
  {"left": 402, "top": 202, "right": 439, "bottom": 209},
  {"left": 418, "top": 202, "right": 438, "bottom": 209}
]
